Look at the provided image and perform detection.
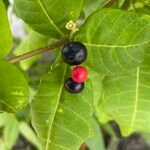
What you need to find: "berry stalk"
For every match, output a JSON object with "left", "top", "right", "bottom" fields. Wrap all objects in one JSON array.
[{"left": 8, "top": 39, "right": 68, "bottom": 64}]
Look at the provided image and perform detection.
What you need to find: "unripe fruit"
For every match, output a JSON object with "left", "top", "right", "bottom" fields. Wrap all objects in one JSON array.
[
  {"left": 65, "top": 78, "right": 84, "bottom": 94},
  {"left": 71, "top": 66, "right": 88, "bottom": 83},
  {"left": 61, "top": 41, "right": 87, "bottom": 65}
]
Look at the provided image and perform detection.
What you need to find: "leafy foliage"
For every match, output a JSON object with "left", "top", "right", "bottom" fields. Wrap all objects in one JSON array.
[
  {"left": 32, "top": 63, "right": 93, "bottom": 149},
  {"left": 86, "top": 117, "right": 105, "bottom": 150},
  {"left": 0, "top": 0, "right": 150, "bottom": 149},
  {"left": 0, "top": 113, "right": 41, "bottom": 149},
  {"left": 19, "top": 122, "right": 41, "bottom": 149},
  {"left": 2, "top": 0, "right": 9, "bottom": 8},
  {"left": 15, "top": 29, "right": 50, "bottom": 70},
  {"left": 14, "top": 0, "right": 84, "bottom": 39},
  {"left": 88, "top": 68, "right": 103, "bottom": 106},
  {"left": 0, "top": 0, "right": 12, "bottom": 58},
  {"left": 119, "top": 0, "right": 126, "bottom": 8},
  {"left": 76, "top": 9, "right": 150, "bottom": 75},
  {"left": 83, "top": 0, "right": 109, "bottom": 18},
  {"left": 0, "top": 60, "right": 29, "bottom": 112},
  {"left": 99, "top": 53, "right": 150, "bottom": 135},
  {"left": 0, "top": 113, "right": 19, "bottom": 149},
  {"left": 137, "top": 0, "right": 150, "bottom": 6}
]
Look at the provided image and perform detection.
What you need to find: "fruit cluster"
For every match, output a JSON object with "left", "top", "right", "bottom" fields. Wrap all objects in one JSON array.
[{"left": 61, "top": 41, "right": 88, "bottom": 94}]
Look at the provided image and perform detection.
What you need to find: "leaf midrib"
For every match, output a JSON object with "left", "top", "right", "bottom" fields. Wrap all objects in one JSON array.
[
  {"left": 84, "top": 41, "right": 149, "bottom": 48},
  {"left": 45, "top": 65, "right": 67, "bottom": 150},
  {"left": 128, "top": 67, "right": 140, "bottom": 134},
  {"left": 37, "top": 0, "right": 64, "bottom": 37}
]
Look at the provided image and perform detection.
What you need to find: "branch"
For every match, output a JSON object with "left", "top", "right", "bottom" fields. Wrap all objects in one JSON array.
[
  {"left": 103, "top": 0, "right": 117, "bottom": 8},
  {"left": 9, "top": 40, "right": 67, "bottom": 64}
]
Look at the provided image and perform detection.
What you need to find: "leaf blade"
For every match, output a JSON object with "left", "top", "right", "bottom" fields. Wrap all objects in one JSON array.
[
  {"left": 0, "top": 60, "right": 29, "bottom": 112},
  {"left": 20, "top": 122, "right": 41, "bottom": 149},
  {"left": 32, "top": 64, "right": 93, "bottom": 150},
  {"left": 86, "top": 117, "right": 105, "bottom": 150},
  {"left": 83, "top": 0, "right": 109, "bottom": 18},
  {"left": 99, "top": 53, "right": 150, "bottom": 135},
  {"left": 14, "top": 0, "right": 84, "bottom": 39},
  {"left": 76, "top": 9, "right": 150, "bottom": 75},
  {"left": 0, "top": 0, "right": 12, "bottom": 58}
]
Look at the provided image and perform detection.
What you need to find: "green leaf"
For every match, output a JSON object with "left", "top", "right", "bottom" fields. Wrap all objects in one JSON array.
[
  {"left": 119, "top": 0, "right": 126, "bottom": 8},
  {"left": 0, "top": 0, "right": 12, "bottom": 58},
  {"left": 0, "top": 139, "right": 6, "bottom": 150},
  {"left": 137, "top": 0, "right": 150, "bottom": 6},
  {"left": 87, "top": 68, "right": 112, "bottom": 123},
  {"left": 0, "top": 113, "right": 20, "bottom": 149},
  {"left": 14, "top": 0, "right": 84, "bottom": 39},
  {"left": 88, "top": 68, "right": 103, "bottom": 107},
  {"left": 14, "top": 29, "right": 50, "bottom": 70},
  {"left": 2, "top": 0, "right": 9, "bottom": 8},
  {"left": 136, "top": 7, "right": 150, "bottom": 16},
  {"left": 120, "top": 0, "right": 130, "bottom": 9},
  {"left": 99, "top": 53, "right": 150, "bottom": 136},
  {"left": 0, "top": 60, "right": 29, "bottom": 113},
  {"left": 3, "top": 113, "right": 20, "bottom": 150},
  {"left": 76, "top": 9, "right": 150, "bottom": 75},
  {"left": 20, "top": 122, "right": 41, "bottom": 149},
  {"left": 86, "top": 117, "right": 105, "bottom": 150},
  {"left": 32, "top": 63, "right": 93, "bottom": 150},
  {"left": 83, "top": 0, "right": 109, "bottom": 18}
]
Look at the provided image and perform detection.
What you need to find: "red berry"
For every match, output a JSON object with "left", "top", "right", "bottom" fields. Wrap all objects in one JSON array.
[{"left": 71, "top": 66, "right": 88, "bottom": 83}]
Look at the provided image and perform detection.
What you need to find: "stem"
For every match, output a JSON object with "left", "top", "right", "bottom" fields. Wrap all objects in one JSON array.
[
  {"left": 103, "top": 0, "right": 117, "bottom": 8},
  {"left": 131, "top": 0, "right": 136, "bottom": 10},
  {"left": 9, "top": 40, "right": 67, "bottom": 64},
  {"left": 80, "top": 143, "right": 87, "bottom": 150}
]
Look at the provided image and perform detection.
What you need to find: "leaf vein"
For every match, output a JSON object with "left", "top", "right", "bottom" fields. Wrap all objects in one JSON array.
[
  {"left": 37, "top": 0, "right": 64, "bottom": 36},
  {"left": 59, "top": 103, "right": 90, "bottom": 127},
  {"left": 53, "top": 122, "right": 83, "bottom": 140}
]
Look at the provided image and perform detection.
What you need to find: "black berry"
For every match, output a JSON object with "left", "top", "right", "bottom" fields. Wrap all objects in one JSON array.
[
  {"left": 65, "top": 78, "right": 84, "bottom": 94},
  {"left": 61, "top": 41, "right": 87, "bottom": 65}
]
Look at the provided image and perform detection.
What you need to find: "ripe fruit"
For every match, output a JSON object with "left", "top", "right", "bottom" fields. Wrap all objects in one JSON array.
[
  {"left": 65, "top": 78, "right": 84, "bottom": 94},
  {"left": 61, "top": 41, "right": 87, "bottom": 65},
  {"left": 71, "top": 66, "right": 88, "bottom": 83}
]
